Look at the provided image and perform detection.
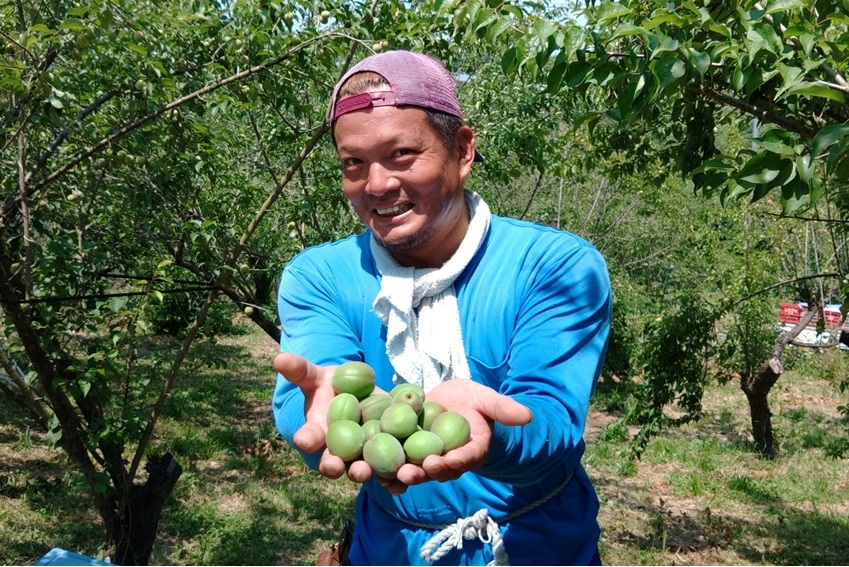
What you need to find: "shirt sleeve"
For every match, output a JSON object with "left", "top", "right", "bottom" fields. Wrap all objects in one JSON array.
[
  {"left": 476, "top": 241, "right": 612, "bottom": 484},
  {"left": 271, "top": 256, "right": 365, "bottom": 471}
]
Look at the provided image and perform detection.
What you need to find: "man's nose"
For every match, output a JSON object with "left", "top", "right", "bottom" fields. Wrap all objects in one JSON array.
[{"left": 365, "top": 163, "right": 400, "bottom": 194}]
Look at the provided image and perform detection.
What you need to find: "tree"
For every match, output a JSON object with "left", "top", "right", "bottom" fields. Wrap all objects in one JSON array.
[
  {"left": 4, "top": 0, "right": 587, "bottom": 562},
  {"left": 455, "top": 0, "right": 849, "bottom": 455}
]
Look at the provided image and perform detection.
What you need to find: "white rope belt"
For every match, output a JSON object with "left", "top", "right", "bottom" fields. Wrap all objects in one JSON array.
[
  {"left": 420, "top": 508, "right": 508, "bottom": 566},
  {"left": 376, "top": 471, "right": 575, "bottom": 566}
]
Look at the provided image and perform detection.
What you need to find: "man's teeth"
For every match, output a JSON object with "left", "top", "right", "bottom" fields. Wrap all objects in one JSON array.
[{"left": 376, "top": 204, "right": 412, "bottom": 216}]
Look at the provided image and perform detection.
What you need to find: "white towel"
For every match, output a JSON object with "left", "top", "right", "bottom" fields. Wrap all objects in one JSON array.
[{"left": 371, "top": 190, "right": 491, "bottom": 392}]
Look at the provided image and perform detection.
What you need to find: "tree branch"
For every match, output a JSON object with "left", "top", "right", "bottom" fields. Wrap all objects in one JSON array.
[
  {"left": 732, "top": 272, "right": 842, "bottom": 306},
  {"left": 687, "top": 82, "right": 817, "bottom": 139},
  {"left": 0, "top": 31, "right": 346, "bottom": 231}
]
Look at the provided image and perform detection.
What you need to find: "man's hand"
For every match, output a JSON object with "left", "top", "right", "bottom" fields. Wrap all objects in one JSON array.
[
  {"left": 379, "top": 379, "right": 532, "bottom": 495},
  {"left": 274, "top": 354, "right": 531, "bottom": 490},
  {"left": 272, "top": 353, "right": 348, "bottom": 478}
]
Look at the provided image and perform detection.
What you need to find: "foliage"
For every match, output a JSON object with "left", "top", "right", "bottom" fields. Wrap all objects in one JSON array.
[
  {"left": 479, "top": 0, "right": 849, "bottom": 213},
  {"left": 7, "top": 329, "right": 849, "bottom": 566},
  {"left": 624, "top": 293, "right": 723, "bottom": 457}
]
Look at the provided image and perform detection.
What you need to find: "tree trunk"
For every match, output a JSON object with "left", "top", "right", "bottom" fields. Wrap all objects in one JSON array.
[
  {"left": 112, "top": 453, "right": 183, "bottom": 565},
  {"left": 743, "top": 358, "right": 781, "bottom": 457},
  {"left": 739, "top": 296, "right": 820, "bottom": 458}
]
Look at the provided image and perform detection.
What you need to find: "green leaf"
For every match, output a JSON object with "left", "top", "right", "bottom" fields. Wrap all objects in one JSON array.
[
  {"left": 565, "top": 60, "right": 592, "bottom": 87},
  {"left": 651, "top": 57, "right": 685, "bottom": 89},
  {"left": 545, "top": 58, "right": 569, "bottom": 93},
  {"left": 775, "top": 63, "right": 804, "bottom": 98},
  {"left": 732, "top": 66, "right": 752, "bottom": 91},
  {"left": 596, "top": 1, "right": 632, "bottom": 26},
  {"left": 610, "top": 23, "right": 647, "bottom": 41},
  {"left": 796, "top": 154, "right": 815, "bottom": 183},
  {"left": 780, "top": 176, "right": 809, "bottom": 213},
  {"left": 650, "top": 35, "right": 679, "bottom": 59},
  {"left": 764, "top": 0, "right": 804, "bottom": 15},
  {"left": 532, "top": 18, "right": 558, "bottom": 42},
  {"left": 812, "top": 124, "right": 849, "bottom": 157},
  {"left": 29, "top": 24, "right": 55, "bottom": 34},
  {"left": 59, "top": 18, "right": 86, "bottom": 32},
  {"left": 828, "top": 139, "right": 849, "bottom": 180},
  {"left": 747, "top": 22, "right": 783, "bottom": 57},
  {"left": 689, "top": 50, "right": 711, "bottom": 77},
  {"left": 129, "top": 44, "right": 149, "bottom": 56},
  {"left": 798, "top": 33, "right": 816, "bottom": 57},
  {"left": 501, "top": 46, "right": 518, "bottom": 75},
  {"left": 783, "top": 82, "right": 846, "bottom": 103},
  {"left": 485, "top": 16, "right": 513, "bottom": 42},
  {"left": 736, "top": 152, "right": 784, "bottom": 185},
  {"left": 643, "top": 12, "right": 685, "bottom": 31}
]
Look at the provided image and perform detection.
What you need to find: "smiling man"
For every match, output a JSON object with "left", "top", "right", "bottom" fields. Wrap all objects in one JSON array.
[{"left": 272, "top": 50, "right": 612, "bottom": 566}]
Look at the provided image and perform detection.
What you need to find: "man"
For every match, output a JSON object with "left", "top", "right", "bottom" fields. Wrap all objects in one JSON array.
[{"left": 272, "top": 50, "right": 611, "bottom": 565}]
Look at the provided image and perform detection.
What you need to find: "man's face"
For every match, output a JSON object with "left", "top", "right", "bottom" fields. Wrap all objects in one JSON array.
[{"left": 334, "top": 105, "right": 476, "bottom": 268}]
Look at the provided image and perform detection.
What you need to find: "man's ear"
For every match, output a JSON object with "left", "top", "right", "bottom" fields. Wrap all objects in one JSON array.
[{"left": 457, "top": 125, "right": 476, "bottom": 178}]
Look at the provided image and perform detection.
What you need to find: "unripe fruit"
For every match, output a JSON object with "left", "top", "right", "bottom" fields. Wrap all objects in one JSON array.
[
  {"left": 284, "top": 12, "right": 295, "bottom": 22},
  {"left": 373, "top": 42, "right": 383, "bottom": 52},
  {"left": 332, "top": 361, "right": 375, "bottom": 400},
  {"left": 389, "top": 382, "right": 425, "bottom": 401},
  {"left": 361, "top": 419, "right": 381, "bottom": 441},
  {"left": 326, "top": 420, "right": 366, "bottom": 461},
  {"left": 403, "top": 430, "right": 444, "bottom": 464},
  {"left": 379, "top": 402, "right": 419, "bottom": 440},
  {"left": 239, "top": 263, "right": 250, "bottom": 273},
  {"left": 133, "top": 30, "right": 145, "bottom": 42},
  {"left": 326, "top": 392, "right": 361, "bottom": 424},
  {"left": 243, "top": 306, "right": 254, "bottom": 315},
  {"left": 394, "top": 390, "right": 423, "bottom": 415},
  {"left": 359, "top": 393, "right": 393, "bottom": 423},
  {"left": 429, "top": 411, "right": 471, "bottom": 452},
  {"left": 363, "top": 432, "right": 405, "bottom": 477},
  {"left": 418, "top": 401, "right": 447, "bottom": 431},
  {"left": 320, "top": 10, "right": 331, "bottom": 22}
]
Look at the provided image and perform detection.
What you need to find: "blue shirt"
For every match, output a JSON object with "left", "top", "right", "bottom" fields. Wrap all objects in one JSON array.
[{"left": 273, "top": 214, "right": 611, "bottom": 565}]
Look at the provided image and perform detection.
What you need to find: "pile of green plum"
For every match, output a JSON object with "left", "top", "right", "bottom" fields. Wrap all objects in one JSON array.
[{"left": 325, "top": 361, "right": 471, "bottom": 478}]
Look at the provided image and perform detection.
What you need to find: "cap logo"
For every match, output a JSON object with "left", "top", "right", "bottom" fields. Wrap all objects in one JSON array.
[{"left": 334, "top": 91, "right": 398, "bottom": 119}]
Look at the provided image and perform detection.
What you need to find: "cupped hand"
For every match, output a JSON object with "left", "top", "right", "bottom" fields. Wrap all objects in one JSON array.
[
  {"left": 380, "top": 379, "right": 532, "bottom": 495},
  {"left": 272, "top": 352, "right": 383, "bottom": 483},
  {"left": 272, "top": 353, "right": 344, "bottom": 475}
]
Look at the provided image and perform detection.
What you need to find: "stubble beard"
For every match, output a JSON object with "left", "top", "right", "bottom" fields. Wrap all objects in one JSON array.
[{"left": 374, "top": 223, "right": 437, "bottom": 256}]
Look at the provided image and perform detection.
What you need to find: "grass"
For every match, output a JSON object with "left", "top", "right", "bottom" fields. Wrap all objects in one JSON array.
[
  {"left": 1, "top": 325, "right": 848, "bottom": 565},
  {"left": 587, "top": 349, "right": 849, "bottom": 566}
]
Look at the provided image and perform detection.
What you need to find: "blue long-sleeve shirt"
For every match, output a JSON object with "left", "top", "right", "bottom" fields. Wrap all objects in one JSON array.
[{"left": 273, "top": 214, "right": 611, "bottom": 565}]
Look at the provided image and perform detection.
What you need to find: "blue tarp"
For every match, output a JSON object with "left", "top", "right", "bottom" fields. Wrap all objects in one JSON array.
[{"left": 35, "top": 548, "right": 111, "bottom": 566}]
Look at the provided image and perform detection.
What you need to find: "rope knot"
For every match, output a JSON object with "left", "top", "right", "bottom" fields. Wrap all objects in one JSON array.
[{"left": 420, "top": 509, "right": 509, "bottom": 566}]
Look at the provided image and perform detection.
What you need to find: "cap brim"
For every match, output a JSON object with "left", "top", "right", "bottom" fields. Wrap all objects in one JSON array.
[{"left": 474, "top": 149, "right": 485, "bottom": 163}]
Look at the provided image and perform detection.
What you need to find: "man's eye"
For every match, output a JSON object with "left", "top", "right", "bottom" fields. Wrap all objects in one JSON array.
[
  {"left": 393, "top": 149, "right": 414, "bottom": 158},
  {"left": 342, "top": 158, "right": 362, "bottom": 168}
]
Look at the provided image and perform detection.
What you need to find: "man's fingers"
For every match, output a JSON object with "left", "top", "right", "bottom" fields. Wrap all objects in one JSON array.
[
  {"left": 347, "top": 460, "right": 373, "bottom": 483},
  {"left": 479, "top": 391, "right": 533, "bottom": 426},
  {"left": 272, "top": 352, "right": 327, "bottom": 391},
  {"left": 293, "top": 421, "right": 326, "bottom": 453},
  {"left": 395, "top": 462, "right": 428, "bottom": 486},
  {"left": 319, "top": 450, "right": 346, "bottom": 479}
]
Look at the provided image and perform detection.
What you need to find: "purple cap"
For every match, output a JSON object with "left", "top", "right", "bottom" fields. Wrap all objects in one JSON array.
[
  {"left": 328, "top": 51, "right": 464, "bottom": 122},
  {"left": 328, "top": 50, "right": 483, "bottom": 161}
]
